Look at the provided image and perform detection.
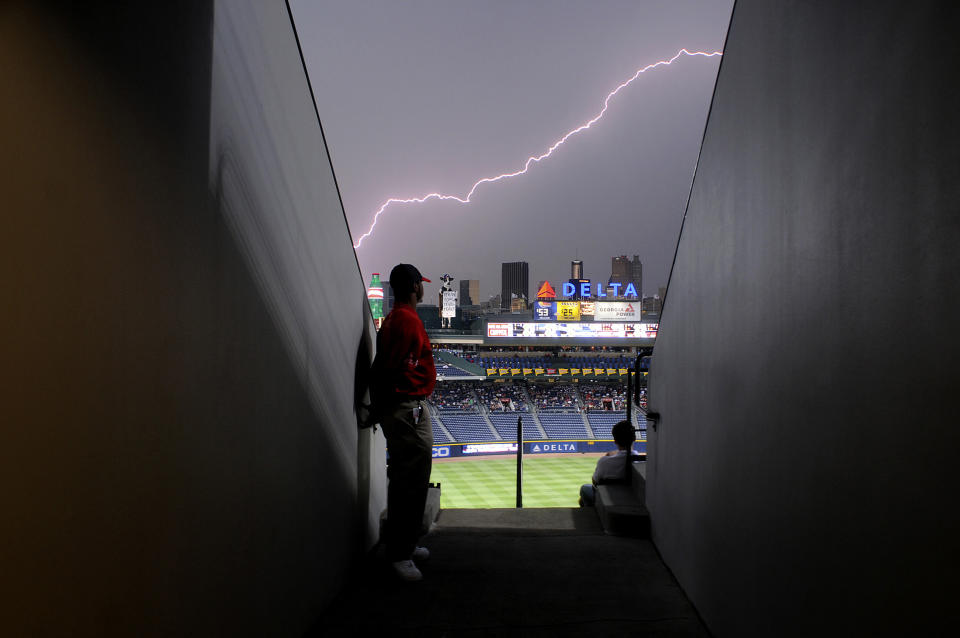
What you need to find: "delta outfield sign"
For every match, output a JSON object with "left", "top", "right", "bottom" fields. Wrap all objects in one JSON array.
[{"left": 536, "top": 280, "right": 639, "bottom": 299}]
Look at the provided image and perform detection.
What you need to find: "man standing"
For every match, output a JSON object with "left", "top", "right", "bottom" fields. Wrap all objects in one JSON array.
[{"left": 370, "top": 264, "right": 436, "bottom": 582}]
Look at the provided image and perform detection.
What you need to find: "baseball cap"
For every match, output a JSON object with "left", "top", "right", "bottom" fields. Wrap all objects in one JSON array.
[{"left": 389, "top": 263, "right": 430, "bottom": 293}]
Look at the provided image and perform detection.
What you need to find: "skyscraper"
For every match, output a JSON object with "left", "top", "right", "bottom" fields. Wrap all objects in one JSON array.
[
  {"left": 571, "top": 260, "right": 583, "bottom": 279},
  {"left": 609, "top": 254, "right": 642, "bottom": 299},
  {"left": 459, "top": 279, "right": 479, "bottom": 306},
  {"left": 610, "top": 256, "right": 630, "bottom": 286},
  {"left": 630, "top": 255, "right": 643, "bottom": 300},
  {"left": 384, "top": 281, "right": 394, "bottom": 314},
  {"left": 501, "top": 261, "right": 529, "bottom": 309}
]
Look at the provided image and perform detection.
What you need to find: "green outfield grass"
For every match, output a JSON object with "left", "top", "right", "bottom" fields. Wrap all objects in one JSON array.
[{"left": 430, "top": 455, "right": 600, "bottom": 508}]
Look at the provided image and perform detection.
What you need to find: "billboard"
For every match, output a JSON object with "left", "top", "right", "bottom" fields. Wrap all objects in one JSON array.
[
  {"left": 556, "top": 301, "right": 580, "bottom": 321},
  {"left": 430, "top": 440, "right": 647, "bottom": 458},
  {"left": 462, "top": 442, "right": 518, "bottom": 455},
  {"left": 441, "top": 290, "right": 457, "bottom": 318},
  {"left": 536, "top": 281, "right": 556, "bottom": 298},
  {"left": 486, "top": 322, "right": 658, "bottom": 339},
  {"left": 533, "top": 301, "right": 556, "bottom": 321},
  {"left": 488, "top": 324, "right": 509, "bottom": 337},
  {"left": 594, "top": 301, "right": 640, "bottom": 321}
]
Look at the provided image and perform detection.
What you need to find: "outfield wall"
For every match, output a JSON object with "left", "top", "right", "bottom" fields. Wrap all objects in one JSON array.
[{"left": 432, "top": 440, "right": 647, "bottom": 459}]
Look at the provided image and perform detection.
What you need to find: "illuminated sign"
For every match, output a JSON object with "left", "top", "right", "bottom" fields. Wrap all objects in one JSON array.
[
  {"left": 462, "top": 443, "right": 518, "bottom": 455},
  {"left": 534, "top": 279, "right": 639, "bottom": 300},
  {"left": 536, "top": 281, "right": 556, "bottom": 298},
  {"left": 556, "top": 301, "right": 580, "bottom": 321},
  {"left": 486, "top": 322, "right": 658, "bottom": 339},
  {"left": 534, "top": 301, "right": 556, "bottom": 321},
  {"left": 432, "top": 446, "right": 451, "bottom": 458},
  {"left": 530, "top": 442, "right": 578, "bottom": 453},
  {"left": 560, "top": 281, "right": 638, "bottom": 298},
  {"left": 488, "top": 324, "right": 509, "bottom": 337},
  {"left": 595, "top": 301, "right": 640, "bottom": 321}
]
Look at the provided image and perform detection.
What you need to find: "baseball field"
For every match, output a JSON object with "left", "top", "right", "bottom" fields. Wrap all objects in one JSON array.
[{"left": 429, "top": 454, "right": 601, "bottom": 508}]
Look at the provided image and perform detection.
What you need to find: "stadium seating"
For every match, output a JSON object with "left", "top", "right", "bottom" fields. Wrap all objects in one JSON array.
[
  {"left": 528, "top": 384, "right": 580, "bottom": 411},
  {"left": 586, "top": 411, "right": 627, "bottom": 440},
  {"left": 431, "top": 416, "right": 454, "bottom": 444},
  {"left": 435, "top": 411, "right": 499, "bottom": 442},
  {"left": 580, "top": 383, "right": 627, "bottom": 410},
  {"left": 435, "top": 364, "right": 475, "bottom": 378},
  {"left": 537, "top": 412, "right": 589, "bottom": 439},
  {"left": 586, "top": 411, "right": 648, "bottom": 439},
  {"left": 428, "top": 376, "right": 648, "bottom": 443},
  {"left": 475, "top": 384, "right": 529, "bottom": 412},
  {"left": 488, "top": 412, "right": 543, "bottom": 441},
  {"left": 430, "top": 381, "right": 479, "bottom": 411}
]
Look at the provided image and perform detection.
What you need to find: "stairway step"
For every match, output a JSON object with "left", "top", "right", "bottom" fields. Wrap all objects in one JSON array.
[{"left": 596, "top": 484, "right": 650, "bottom": 538}]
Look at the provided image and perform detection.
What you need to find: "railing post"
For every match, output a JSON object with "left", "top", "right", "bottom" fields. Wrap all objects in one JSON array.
[{"left": 516, "top": 414, "right": 523, "bottom": 508}]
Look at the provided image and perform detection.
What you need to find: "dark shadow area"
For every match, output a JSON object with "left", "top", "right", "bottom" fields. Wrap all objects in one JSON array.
[
  {"left": 648, "top": 1, "right": 960, "bottom": 635},
  {"left": 310, "top": 509, "right": 709, "bottom": 638},
  {"left": 1, "top": 2, "right": 375, "bottom": 634}
]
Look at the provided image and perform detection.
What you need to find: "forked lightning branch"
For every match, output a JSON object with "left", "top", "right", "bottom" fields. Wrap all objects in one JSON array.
[{"left": 352, "top": 48, "right": 722, "bottom": 249}]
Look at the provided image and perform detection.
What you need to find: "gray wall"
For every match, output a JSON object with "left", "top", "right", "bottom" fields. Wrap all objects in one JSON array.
[
  {"left": 647, "top": 2, "right": 960, "bottom": 636},
  {"left": 0, "top": 2, "right": 384, "bottom": 635}
]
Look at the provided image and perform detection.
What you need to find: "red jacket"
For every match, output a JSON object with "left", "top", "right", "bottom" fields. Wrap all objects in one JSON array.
[{"left": 371, "top": 302, "right": 436, "bottom": 402}]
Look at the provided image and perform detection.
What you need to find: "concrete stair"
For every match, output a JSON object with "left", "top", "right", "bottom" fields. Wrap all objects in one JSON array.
[{"left": 595, "top": 461, "right": 649, "bottom": 537}]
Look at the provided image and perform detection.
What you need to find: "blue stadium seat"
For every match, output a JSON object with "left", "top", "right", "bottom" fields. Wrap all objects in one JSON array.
[
  {"left": 431, "top": 417, "right": 454, "bottom": 443},
  {"left": 537, "top": 412, "right": 588, "bottom": 439},
  {"left": 436, "top": 411, "right": 498, "bottom": 442},
  {"left": 488, "top": 412, "right": 542, "bottom": 441}
]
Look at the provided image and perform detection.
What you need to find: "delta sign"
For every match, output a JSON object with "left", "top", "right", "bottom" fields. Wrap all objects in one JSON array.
[{"left": 536, "top": 279, "right": 638, "bottom": 300}]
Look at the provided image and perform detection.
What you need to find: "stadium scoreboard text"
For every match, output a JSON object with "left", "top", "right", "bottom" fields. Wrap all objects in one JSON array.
[
  {"left": 487, "top": 321, "right": 658, "bottom": 339},
  {"left": 532, "top": 300, "right": 643, "bottom": 321}
]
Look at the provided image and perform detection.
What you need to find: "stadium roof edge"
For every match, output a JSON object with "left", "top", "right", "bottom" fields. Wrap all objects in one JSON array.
[{"left": 429, "top": 333, "right": 484, "bottom": 345}]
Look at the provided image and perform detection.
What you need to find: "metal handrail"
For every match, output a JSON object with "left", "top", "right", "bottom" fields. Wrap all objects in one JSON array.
[{"left": 516, "top": 414, "right": 523, "bottom": 508}]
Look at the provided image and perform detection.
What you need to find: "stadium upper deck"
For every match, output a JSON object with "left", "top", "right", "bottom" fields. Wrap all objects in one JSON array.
[{"left": 432, "top": 344, "right": 650, "bottom": 381}]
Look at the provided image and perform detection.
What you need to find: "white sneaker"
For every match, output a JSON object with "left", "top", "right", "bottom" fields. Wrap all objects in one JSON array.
[
  {"left": 392, "top": 559, "right": 422, "bottom": 582},
  {"left": 412, "top": 546, "right": 430, "bottom": 561}
]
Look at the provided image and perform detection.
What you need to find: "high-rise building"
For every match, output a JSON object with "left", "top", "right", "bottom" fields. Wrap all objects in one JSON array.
[
  {"left": 501, "top": 262, "right": 528, "bottom": 309},
  {"left": 630, "top": 255, "right": 643, "bottom": 300},
  {"left": 642, "top": 295, "right": 663, "bottom": 318},
  {"left": 459, "top": 279, "right": 479, "bottom": 306},
  {"left": 571, "top": 260, "right": 583, "bottom": 279},
  {"left": 609, "top": 254, "right": 642, "bottom": 299},
  {"left": 610, "top": 256, "right": 630, "bottom": 286},
  {"left": 384, "top": 281, "right": 394, "bottom": 314}
]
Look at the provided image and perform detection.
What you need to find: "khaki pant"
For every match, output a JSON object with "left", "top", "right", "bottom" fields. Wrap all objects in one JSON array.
[{"left": 380, "top": 399, "right": 432, "bottom": 561}]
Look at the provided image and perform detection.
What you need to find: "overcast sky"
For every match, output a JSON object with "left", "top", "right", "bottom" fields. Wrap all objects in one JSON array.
[{"left": 291, "top": 0, "right": 733, "bottom": 303}]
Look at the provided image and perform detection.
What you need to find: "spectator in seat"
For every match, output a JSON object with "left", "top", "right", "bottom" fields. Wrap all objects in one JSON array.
[{"left": 578, "top": 420, "right": 638, "bottom": 507}]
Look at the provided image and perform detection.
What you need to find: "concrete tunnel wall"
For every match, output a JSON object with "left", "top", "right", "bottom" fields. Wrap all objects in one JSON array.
[
  {"left": 646, "top": 2, "right": 960, "bottom": 636},
  {"left": 0, "top": 2, "right": 385, "bottom": 635}
]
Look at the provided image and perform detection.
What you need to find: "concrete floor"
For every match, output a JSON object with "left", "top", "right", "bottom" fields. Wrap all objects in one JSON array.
[{"left": 310, "top": 508, "right": 709, "bottom": 637}]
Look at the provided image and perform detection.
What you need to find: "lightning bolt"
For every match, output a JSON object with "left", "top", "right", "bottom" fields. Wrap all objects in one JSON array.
[{"left": 352, "top": 48, "right": 722, "bottom": 250}]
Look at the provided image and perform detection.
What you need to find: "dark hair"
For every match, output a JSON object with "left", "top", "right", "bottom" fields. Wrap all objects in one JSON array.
[{"left": 612, "top": 420, "right": 636, "bottom": 448}]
